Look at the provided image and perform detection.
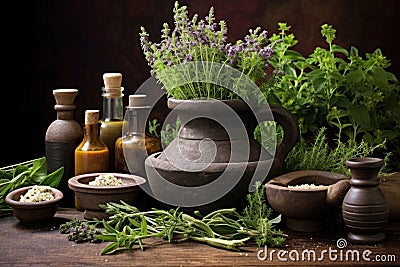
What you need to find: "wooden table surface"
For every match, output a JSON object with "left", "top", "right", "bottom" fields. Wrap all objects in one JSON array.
[{"left": 0, "top": 208, "right": 399, "bottom": 266}]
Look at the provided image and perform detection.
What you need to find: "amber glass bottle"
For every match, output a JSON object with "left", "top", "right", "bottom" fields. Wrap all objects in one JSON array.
[
  {"left": 115, "top": 94, "right": 156, "bottom": 177},
  {"left": 45, "top": 89, "right": 83, "bottom": 207},
  {"left": 99, "top": 73, "right": 124, "bottom": 172},
  {"left": 75, "top": 110, "right": 109, "bottom": 209}
]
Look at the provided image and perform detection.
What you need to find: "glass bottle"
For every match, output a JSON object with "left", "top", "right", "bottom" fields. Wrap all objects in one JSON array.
[
  {"left": 45, "top": 89, "right": 83, "bottom": 207},
  {"left": 75, "top": 110, "right": 109, "bottom": 209},
  {"left": 99, "top": 73, "right": 124, "bottom": 172},
  {"left": 115, "top": 94, "right": 151, "bottom": 177}
]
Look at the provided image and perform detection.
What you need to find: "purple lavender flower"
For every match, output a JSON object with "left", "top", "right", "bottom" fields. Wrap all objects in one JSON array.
[{"left": 138, "top": 1, "right": 278, "bottom": 99}]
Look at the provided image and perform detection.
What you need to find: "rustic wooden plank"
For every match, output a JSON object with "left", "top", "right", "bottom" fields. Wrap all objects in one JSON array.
[{"left": 0, "top": 209, "right": 399, "bottom": 266}]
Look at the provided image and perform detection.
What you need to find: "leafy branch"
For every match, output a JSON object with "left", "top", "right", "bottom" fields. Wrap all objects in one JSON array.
[
  {"left": 0, "top": 157, "right": 64, "bottom": 213},
  {"left": 266, "top": 22, "right": 400, "bottom": 171}
]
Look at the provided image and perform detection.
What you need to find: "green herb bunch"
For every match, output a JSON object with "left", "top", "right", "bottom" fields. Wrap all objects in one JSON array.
[
  {"left": 59, "top": 182, "right": 286, "bottom": 255},
  {"left": 139, "top": 1, "right": 276, "bottom": 100},
  {"left": 285, "top": 127, "right": 390, "bottom": 176},
  {"left": 266, "top": 22, "right": 400, "bottom": 171},
  {"left": 0, "top": 157, "right": 64, "bottom": 213}
]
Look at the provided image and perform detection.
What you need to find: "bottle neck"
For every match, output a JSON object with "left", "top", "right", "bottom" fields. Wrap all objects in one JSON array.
[
  {"left": 125, "top": 108, "right": 147, "bottom": 137},
  {"left": 57, "top": 111, "right": 74, "bottom": 120},
  {"left": 102, "top": 97, "right": 124, "bottom": 121},
  {"left": 102, "top": 87, "right": 124, "bottom": 121},
  {"left": 55, "top": 104, "right": 75, "bottom": 120},
  {"left": 84, "top": 123, "right": 101, "bottom": 142}
]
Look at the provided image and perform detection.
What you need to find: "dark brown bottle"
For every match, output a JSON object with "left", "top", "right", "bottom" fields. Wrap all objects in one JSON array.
[{"left": 45, "top": 89, "right": 83, "bottom": 207}]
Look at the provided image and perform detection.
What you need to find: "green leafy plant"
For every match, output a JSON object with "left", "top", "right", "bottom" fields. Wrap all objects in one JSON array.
[
  {"left": 148, "top": 118, "right": 161, "bottom": 138},
  {"left": 160, "top": 117, "right": 182, "bottom": 147},
  {"left": 265, "top": 22, "right": 400, "bottom": 171},
  {"left": 0, "top": 157, "right": 64, "bottom": 212},
  {"left": 59, "top": 182, "right": 286, "bottom": 255},
  {"left": 285, "top": 127, "right": 390, "bottom": 176},
  {"left": 139, "top": 1, "right": 276, "bottom": 100}
]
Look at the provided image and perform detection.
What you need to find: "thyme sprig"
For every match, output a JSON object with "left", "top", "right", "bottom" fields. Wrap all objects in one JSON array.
[{"left": 59, "top": 218, "right": 104, "bottom": 243}]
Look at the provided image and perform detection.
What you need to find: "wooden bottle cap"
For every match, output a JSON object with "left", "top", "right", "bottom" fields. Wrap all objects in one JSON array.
[
  {"left": 129, "top": 94, "right": 148, "bottom": 107},
  {"left": 53, "top": 89, "right": 78, "bottom": 105},
  {"left": 85, "top": 110, "right": 99, "bottom": 125},
  {"left": 53, "top": 89, "right": 78, "bottom": 111}
]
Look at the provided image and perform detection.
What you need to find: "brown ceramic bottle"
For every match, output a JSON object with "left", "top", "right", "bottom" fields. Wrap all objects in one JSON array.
[
  {"left": 342, "top": 157, "right": 389, "bottom": 244},
  {"left": 45, "top": 89, "right": 83, "bottom": 207}
]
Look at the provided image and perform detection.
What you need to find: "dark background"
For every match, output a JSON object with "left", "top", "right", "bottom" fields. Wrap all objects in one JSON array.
[{"left": 2, "top": 0, "right": 399, "bottom": 166}]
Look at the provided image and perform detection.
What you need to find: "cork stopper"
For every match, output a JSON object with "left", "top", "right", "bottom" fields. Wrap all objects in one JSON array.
[
  {"left": 102, "top": 73, "right": 124, "bottom": 98},
  {"left": 103, "top": 73, "right": 122, "bottom": 88},
  {"left": 129, "top": 94, "right": 148, "bottom": 107},
  {"left": 85, "top": 110, "right": 99, "bottom": 125}
]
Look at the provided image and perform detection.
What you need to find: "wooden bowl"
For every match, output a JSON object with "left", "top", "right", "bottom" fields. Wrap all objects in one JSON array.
[
  {"left": 5, "top": 186, "right": 63, "bottom": 225},
  {"left": 68, "top": 173, "right": 146, "bottom": 220}
]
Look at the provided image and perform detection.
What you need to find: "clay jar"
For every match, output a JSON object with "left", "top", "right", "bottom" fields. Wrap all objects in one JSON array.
[
  {"left": 45, "top": 89, "right": 83, "bottom": 207},
  {"left": 342, "top": 157, "right": 389, "bottom": 244}
]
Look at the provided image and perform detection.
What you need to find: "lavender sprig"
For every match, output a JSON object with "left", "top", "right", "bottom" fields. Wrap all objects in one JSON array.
[{"left": 139, "top": 1, "right": 277, "bottom": 100}]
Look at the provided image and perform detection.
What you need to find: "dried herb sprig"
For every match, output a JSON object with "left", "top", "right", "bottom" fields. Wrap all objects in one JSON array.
[{"left": 59, "top": 218, "right": 104, "bottom": 243}]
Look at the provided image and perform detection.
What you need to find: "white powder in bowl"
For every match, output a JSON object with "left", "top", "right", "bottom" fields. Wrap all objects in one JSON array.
[
  {"left": 288, "top": 183, "right": 325, "bottom": 189},
  {"left": 19, "top": 185, "right": 55, "bottom": 202},
  {"left": 89, "top": 174, "right": 123, "bottom": 186}
]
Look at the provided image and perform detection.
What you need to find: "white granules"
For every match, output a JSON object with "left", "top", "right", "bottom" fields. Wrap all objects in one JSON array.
[
  {"left": 288, "top": 183, "right": 325, "bottom": 189},
  {"left": 88, "top": 174, "right": 123, "bottom": 186},
  {"left": 19, "top": 185, "right": 55, "bottom": 202}
]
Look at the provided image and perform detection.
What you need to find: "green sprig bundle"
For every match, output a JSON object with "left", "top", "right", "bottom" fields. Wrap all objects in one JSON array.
[{"left": 60, "top": 182, "right": 286, "bottom": 255}]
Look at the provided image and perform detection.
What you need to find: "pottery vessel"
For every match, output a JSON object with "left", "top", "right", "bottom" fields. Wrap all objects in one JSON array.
[
  {"left": 342, "top": 157, "right": 389, "bottom": 244},
  {"left": 265, "top": 170, "right": 350, "bottom": 232},
  {"left": 5, "top": 186, "right": 64, "bottom": 225},
  {"left": 145, "top": 98, "right": 299, "bottom": 214},
  {"left": 68, "top": 173, "right": 146, "bottom": 220}
]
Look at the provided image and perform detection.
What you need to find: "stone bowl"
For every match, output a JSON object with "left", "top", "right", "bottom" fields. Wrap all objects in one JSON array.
[
  {"left": 145, "top": 151, "right": 273, "bottom": 215},
  {"left": 265, "top": 170, "right": 350, "bottom": 232},
  {"left": 68, "top": 173, "right": 146, "bottom": 220},
  {"left": 5, "top": 185, "right": 63, "bottom": 225}
]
